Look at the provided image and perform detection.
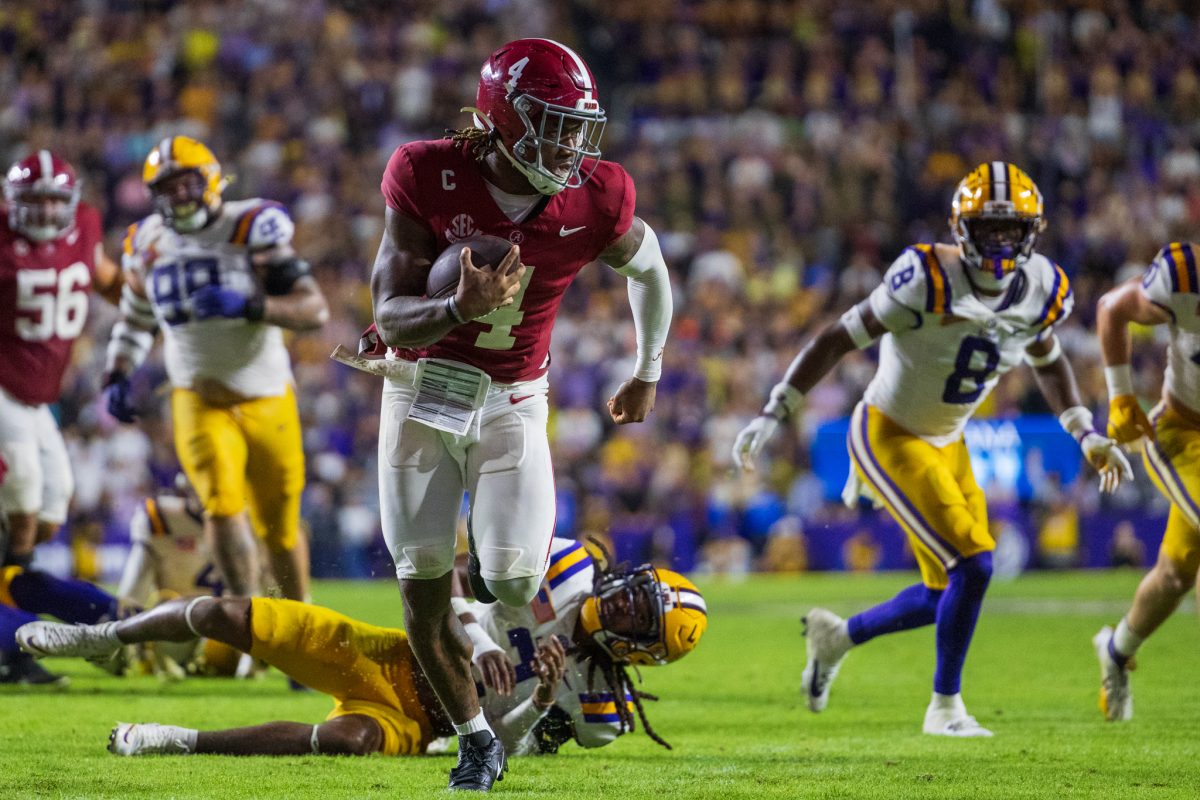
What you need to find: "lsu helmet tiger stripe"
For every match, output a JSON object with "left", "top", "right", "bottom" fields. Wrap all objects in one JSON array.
[
  {"left": 142, "top": 136, "right": 228, "bottom": 232},
  {"left": 949, "top": 161, "right": 1045, "bottom": 281},
  {"left": 579, "top": 564, "right": 707, "bottom": 666}
]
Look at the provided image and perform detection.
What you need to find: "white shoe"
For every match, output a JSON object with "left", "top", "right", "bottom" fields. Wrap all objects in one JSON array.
[
  {"left": 922, "top": 696, "right": 993, "bottom": 737},
  {"left": 1093, "top": 626, "right": 1133, "bottom": 722},
  {"left": 108, "top": 723, "right": 194, "bottom": 756},
  {"left": 16, "top": 621, "right": 121, "bottom": 661},
  {"left": 800, "top": 608, "right": 852, "bottom": 712}
]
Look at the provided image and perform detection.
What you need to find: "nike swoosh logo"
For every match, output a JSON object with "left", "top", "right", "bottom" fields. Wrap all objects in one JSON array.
[
  {"left": 510, "top": 393, "right": 535, "bottom": 404},
  {"left": 559, "top": 225, "right": 586, "bottom": 237},
  {"left": 651, "top": 350, "right": 663, "bottom": 362}
]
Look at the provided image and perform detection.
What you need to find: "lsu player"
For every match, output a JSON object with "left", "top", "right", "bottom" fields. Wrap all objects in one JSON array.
[
  {"left": 368, "top": 38, "right": 672, "bottom": 789},
  {"left": 1092, "top": 240, "right": 1200, "bottom": 721},
  {"left": 0, "top": 151, "right": 121, "bottom": 568},
  {"left": 118, "top": 481, "right": 220, "bottom": 608},
  {"left": 103, "top": 137, "right": 328, "bottom": 604},
  {"left": 733, "top": 163, "right": 1132, "bottom": 737},
  {"left": 17, "top": 538, "right": 707, "bottom": 762}
]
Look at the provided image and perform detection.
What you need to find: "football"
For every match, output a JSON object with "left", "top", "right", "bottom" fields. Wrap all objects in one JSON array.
[{"left": 425, "top": 234, "right": 514, "bottom": 299}]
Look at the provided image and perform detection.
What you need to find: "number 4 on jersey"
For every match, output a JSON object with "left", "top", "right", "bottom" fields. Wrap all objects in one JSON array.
[{"left": 474, "top": 266, "right": 534, "bottom": 350}]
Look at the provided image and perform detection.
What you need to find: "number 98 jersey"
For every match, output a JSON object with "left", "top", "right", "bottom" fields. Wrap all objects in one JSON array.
[
  {"left": 122, "top": 199, "right": 295, "bottom": 397},
  {"left": 863, "top": 244, "right": 1073, "bottom": 447}
]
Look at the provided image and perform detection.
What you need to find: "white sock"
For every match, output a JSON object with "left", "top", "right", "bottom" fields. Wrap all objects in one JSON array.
[
  {"left": 1113, "top": 617, "right": 1144, "bottom": 658},
  {"left": 929, "top": 692, "right": 966, "bottom": 713},
  {"left": 453, "top": 710, "right": 493, "bottom": 737},
  {"left": 835, "top": 619, "right": 853, "bottom": 650},
  {"left": 96, "top": 621, "right": 122, "bottom": 645},
  {"left": 176, "top": 726, "right": 199, "bottom": 753}
]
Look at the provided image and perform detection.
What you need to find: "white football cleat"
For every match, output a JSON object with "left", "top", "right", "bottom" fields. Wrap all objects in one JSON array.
[
  {"left": 108, "top": 723, "right": 194, "bottom": 756},
  {"left": 801, "top": 608, "right": 853, "bottom": 712},
  {"left": 923, "top": 696, "right": 993, "bottom": 737},
  {"left": 16, "top": 620, "right": 121, "bottom": 661},
  {"left": 1093, "top": 626, "right": 1133, "bottom": 722}
]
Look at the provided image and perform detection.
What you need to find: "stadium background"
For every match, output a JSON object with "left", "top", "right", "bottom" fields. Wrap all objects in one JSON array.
[{"left": 5, "top": 0, "right": 1194, "bottom": 581}]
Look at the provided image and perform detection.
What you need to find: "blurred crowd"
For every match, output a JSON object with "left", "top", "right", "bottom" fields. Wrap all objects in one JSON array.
[{"left": 3, "top": 0, "right": 1196, "bottom": 576}]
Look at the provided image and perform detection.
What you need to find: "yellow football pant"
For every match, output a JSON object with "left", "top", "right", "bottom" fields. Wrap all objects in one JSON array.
[
  {"left": 848, "top": 403, "right": 993, "bottom": 590},
  {"left": 172, "top": 386, "right": 304, "bottom": 552},
  {"left": 249, "top": 598, "right": 432, "bottom": 755},
  {"left": 1143, "top": 403, "right": 1200, "bottom": 578}
]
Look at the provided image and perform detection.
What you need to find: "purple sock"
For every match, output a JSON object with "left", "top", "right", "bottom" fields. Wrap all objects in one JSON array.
[
  {"left": 847, "top": 582, "right": 943, "bottom": 645},
  {"left": 933, "top": 552, "right": 993, "bottom": 696},
  {"left": 0, "top": 604, "right": 39, "bottom": 656},
  {"left": 8, "top": 569, "right": 120, "bottom": 624}
]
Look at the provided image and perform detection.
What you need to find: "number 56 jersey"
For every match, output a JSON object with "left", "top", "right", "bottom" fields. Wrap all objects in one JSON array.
[
  {"left": 863, "top": 244, "right": 1073, "bottom": 447},
  {"left": 122, "top": 199, "right": 295, "bottom": 397}
]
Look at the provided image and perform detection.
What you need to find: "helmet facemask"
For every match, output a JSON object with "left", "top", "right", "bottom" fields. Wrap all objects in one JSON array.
[
  {"left": 150, "top": 169, "right": 214, "bottom": 233},
  {"left": 583, "top": 565, "right": 668, "bottom": 665},
  {"left": 496, "top": 93, "right": 605, "bottom": 196},
  {"left": 6, "top": 185, "right": 79, "bottom": 242}
]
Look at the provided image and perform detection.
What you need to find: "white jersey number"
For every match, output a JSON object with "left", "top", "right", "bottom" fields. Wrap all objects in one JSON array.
[
  {"left": 474, "top": 266, "right": 534, "bottom": 350},
  {"left": 15, "top": 263, "right": 90, "bottom": 342},
  {"left": 942, "top": 336, "right": 1001, "bottom": 404}
]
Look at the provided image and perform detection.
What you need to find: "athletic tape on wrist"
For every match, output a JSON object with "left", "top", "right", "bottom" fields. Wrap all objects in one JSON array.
[{"left": 1105, "top": 364, "right": 1135, "bottom": 397}]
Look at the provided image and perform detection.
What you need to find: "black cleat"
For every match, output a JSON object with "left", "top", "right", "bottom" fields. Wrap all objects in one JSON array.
[
  {"left": 466, "top": 529, "right": 496, "bottom": 604},
  {"left": 0, "top": 650, "right": 69, "bottom": 687},
  {"left": 448, "top": 733, "right": 507, "bottom": 791}
]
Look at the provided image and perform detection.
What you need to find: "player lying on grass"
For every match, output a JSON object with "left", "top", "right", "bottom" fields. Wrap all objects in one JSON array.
[{"left": 17, "top": 538, "right": 707, "bottom": 759}]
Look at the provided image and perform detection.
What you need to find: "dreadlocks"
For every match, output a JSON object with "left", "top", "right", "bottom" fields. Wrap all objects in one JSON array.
[
  {"left": 580, "top": 538, "right": 672, "bottom": 750},
  {"left": 445, "top": 126, "right": 497, "bottom": 162}
]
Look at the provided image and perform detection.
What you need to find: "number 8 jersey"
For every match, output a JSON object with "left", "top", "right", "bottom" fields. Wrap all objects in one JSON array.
[
  {"left": 863, "top": 243, "right": 1073, "bottom": 446},
  {"left": 122, "top": 199, "right": 295, "bottom": 397}
]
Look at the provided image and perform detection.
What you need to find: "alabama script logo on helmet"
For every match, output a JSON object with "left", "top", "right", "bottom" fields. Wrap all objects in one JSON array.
[{"left": 472, "top": 39, "right": 607, "bottom": 196}]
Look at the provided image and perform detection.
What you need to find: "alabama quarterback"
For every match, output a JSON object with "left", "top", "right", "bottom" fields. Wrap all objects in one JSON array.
[
  {"left": 103, "top": 136, "right": 328, "bottom": 605},
  {"left": 733, "top": 163, "right": 1131, "bottom": 737},
  {"left": 367, "top": 39, "right": 673, "bottom": 789},
  {"left": 1092, "top": 240, "right": 1200, "bottom": 722},
  {"left": 0, "top": 150, "right": 120, "bottom": 569},
  {"left": 17, "top": 540, "right": 706, "bottom": 760}
]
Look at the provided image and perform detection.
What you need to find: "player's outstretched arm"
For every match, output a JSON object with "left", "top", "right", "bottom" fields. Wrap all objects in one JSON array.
[
  {"left": 103, "top": 269, "right": 158, "bottom": 423},
  {"left": 1026, "top": 335, "right": 1133, "bottom": 493},
  {"left": 1097, "top": 278, "right": 1171, "bottom": 445},
  {"left": 601, "top": 217, "right": 673, "bottom": 425},
  {"left": 370, "top": 208, "right": 522, "bottom": 347},
  {"left": 733, "top": 299, "right": 884, "bottom": 470}
]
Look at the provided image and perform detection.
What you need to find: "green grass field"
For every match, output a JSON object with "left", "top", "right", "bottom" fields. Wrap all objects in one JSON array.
[{"left": 2, "top": 571, "right": 1199, "bottom": 799}]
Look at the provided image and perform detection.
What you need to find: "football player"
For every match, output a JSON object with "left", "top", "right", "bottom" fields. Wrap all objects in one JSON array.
[
  {"left": 16, "top": 539, "right": 707, "bottom": 761},
  {"left": 366, "top": 38, "right": 672, "bottom": 789},
  {"left": 733, "top": 163, "right": 1132, "bottom": 737},
  {"left": 103, "top": 137, "right": 328, "bottom": 605},
  {"left": 1092, "top": 241, "right": 1200, "bottom": 721},
  {"left": 0, "top": 151, "right": 121, "bottom": 568}
]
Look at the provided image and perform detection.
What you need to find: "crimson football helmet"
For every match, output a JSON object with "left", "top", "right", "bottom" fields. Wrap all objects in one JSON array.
[
  {"left": 4, "top": 150, "right": 81, "bottom": 242},
  {"left": 473, "top": 38, "right": 606, "bottom": 195}
]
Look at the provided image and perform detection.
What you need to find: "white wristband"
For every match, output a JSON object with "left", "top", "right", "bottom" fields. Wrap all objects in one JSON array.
[
  {"left": 1105, "top": 364, "right": 1135, "bottom": 397},
  {"left": 463, "top": 621, "right": 503, "bottom": 660},
  {"left": 1058, "top": 405, "right": 1096, "bottom": 443},
  {"left": 763, "top": 382, "right": 803, "bottom": 421}
]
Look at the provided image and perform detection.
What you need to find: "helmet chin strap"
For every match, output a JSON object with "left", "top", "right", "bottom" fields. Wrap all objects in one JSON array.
[{"left": 463, "top": 105, "right": 567, "bottom": 196}]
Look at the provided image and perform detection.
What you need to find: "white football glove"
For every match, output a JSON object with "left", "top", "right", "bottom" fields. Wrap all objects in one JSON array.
[
  {"left": 732, "top": 415, "right": 780, "bottom": 472},
  {"left": 1080, "top": 431, "right": 1134, "bottom": 494}
]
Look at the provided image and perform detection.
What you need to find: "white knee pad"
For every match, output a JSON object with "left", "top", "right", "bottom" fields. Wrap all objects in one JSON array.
[
  {"left": 486, "top": 574, "right": 543, "bottom": 607},
  {"left": 0, "top": 440, "right": 40, "bottom": 515},
  {"left": 391, "top": 539, "right": 457, "bottom": 581}
]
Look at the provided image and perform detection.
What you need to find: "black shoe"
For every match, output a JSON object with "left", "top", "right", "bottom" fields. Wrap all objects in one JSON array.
[
  {"left": 0, "top": 650, "right": 69, "bottom": 687},
  {"left": 466, "top": 529, "right": 496, "bottom": 604},
  {"left": 448, "top": 734, "right": 506, "bottom": 791}
]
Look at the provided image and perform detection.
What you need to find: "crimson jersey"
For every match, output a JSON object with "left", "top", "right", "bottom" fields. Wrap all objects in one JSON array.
[
  {"left": 0, "top": 203, "right": 103, "bottom": 405},
  {"left": 380, "top": 139, "right": 635, "bottom": 383}
]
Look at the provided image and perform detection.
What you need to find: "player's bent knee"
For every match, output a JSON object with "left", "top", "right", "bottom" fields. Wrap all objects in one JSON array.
[
  {"left": 318, "top": 716, "right": 383, "bottom": 756},
  {"left": 486, "top": 574, "right": 542, "bottom": 607},
  {"left": 392, "top": 543, "right": 456, "bottom": 582},
  {"left": 953, "top": 551, "right": 993, "bottom": 587},
  {"left": 1153, "top": 556, "right": 1193, "bottom": 596}
]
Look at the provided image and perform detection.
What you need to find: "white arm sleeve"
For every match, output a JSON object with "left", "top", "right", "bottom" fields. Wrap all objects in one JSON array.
[{"left": 612, "top": 224, "right": 673, "bottom": 382}]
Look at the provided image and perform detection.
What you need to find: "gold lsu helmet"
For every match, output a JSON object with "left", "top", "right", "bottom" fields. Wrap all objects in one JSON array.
[
  {"left": 579, "top": 564, "right": 707, "bottom": 666},
  {"left": 142, "top": 135, "right": 228, "bottom": 232},
  {"left": 949, "top": 161, "right": 1045, "bottom": 280}
]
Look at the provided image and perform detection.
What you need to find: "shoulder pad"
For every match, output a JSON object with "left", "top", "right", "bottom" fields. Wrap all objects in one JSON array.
[
  {"left": 883, "top": 245, "right": 951, "bottom": 314},
  {"left": 1148, "top": 242, "right": 1200, "bottom": 295},
  {"left": 1029, "top": 258, "right": 1072, "bottom": 329},
  {"left": 121, "top": 216, "right": 164, "bottom": 272},
  {"left": 229, "top": 201, "right": 293, "bottom": 249}
]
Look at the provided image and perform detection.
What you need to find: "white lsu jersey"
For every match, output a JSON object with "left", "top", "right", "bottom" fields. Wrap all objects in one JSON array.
[
  {"left": 864, "top": 244, "right": 1073, "bottom": 447},
  {"left": 1141, "top": 242, "right": 1200, "bottom": 416},
  {"left": 122, "top": 199, "right": 295, "bottom": 397},
  {"left": 117, "top": 495, "right": 219, "bottom": 606},
  {"left": 472, "top": 538, "right": 630, "bottom": 755}
]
